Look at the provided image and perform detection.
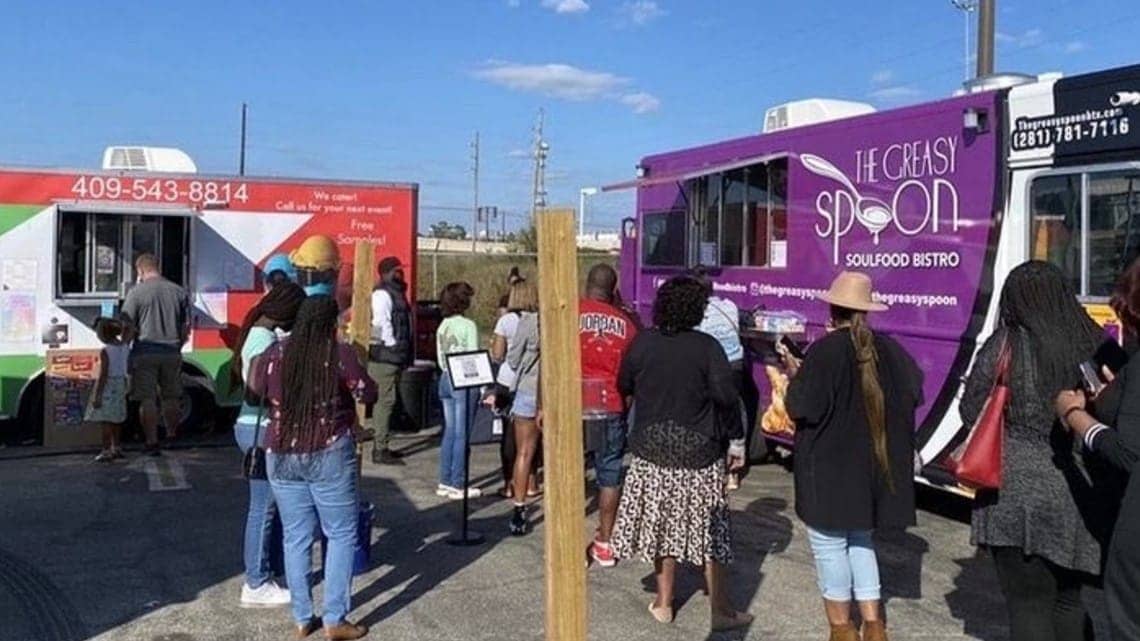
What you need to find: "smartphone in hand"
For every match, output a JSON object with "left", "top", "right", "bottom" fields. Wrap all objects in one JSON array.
[
  {"left": 1079, "top": 361, "right": 1107, "bottom": 395},
  {"left": 779, "top": 335, "right": 805, "bottom": 360}
]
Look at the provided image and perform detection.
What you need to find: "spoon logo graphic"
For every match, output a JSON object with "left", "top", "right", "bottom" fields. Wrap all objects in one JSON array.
[
  {"left": 801, "top": 154, "right": 893, "bottom": 244},
  {"left": 1110, "top": 91, "right": 1140, "bottom": 107}
]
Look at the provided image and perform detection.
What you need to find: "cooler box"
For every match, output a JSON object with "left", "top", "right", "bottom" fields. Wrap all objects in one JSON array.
[{"left": 395, "top": 360, "right": 436, "bottom": 432}]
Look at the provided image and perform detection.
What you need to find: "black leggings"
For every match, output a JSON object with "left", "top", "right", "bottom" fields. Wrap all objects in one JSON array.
[{"left": 990, "top": 547, "right": 1094, "bottom": 641}]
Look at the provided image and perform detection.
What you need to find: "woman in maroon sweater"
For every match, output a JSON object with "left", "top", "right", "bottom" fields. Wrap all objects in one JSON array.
[{"left": 254, "top": 295, "right": 377, "bottom": 641}]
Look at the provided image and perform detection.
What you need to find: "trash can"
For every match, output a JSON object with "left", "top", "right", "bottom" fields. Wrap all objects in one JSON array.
[
  {"left": 353, "top": 501, "right": 375, "bottom": 575},
  {"left": 318, "top": 500, "right": 375, "bottom": 577},
  {"left": 397, "top": 360, "right": 436, "bottom": 432}
]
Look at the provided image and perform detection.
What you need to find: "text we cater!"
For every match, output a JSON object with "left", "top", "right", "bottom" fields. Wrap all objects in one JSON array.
[
  {"left": 614, "top": 63, "right": 1140, "bottom": 496},
  {"left": 0, "top": 150, "right": 418, "bottom": 446}
]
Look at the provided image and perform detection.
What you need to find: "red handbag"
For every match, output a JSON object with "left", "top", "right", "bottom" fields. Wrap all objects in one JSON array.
[{"left": 951, "top": 340, "right": 1011, "bottom": 490}]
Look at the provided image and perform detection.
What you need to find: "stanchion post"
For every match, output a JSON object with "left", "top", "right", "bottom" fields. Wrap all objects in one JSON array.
[{"left": 536, "top": 209, "right": 586, "bottom": 641}]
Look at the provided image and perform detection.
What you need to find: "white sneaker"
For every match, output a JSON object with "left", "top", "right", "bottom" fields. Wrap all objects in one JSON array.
[
  {"left": 447, "top": 486, "right": 483, "bottom": 500},
  {"left": 240, "top": 580, "right": 291, "bottom": 608},
  {"left": 437, "top": 484, "right": 457, "bottom": 497}
]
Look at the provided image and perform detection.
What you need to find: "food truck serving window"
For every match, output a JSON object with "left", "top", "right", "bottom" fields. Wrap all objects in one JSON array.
[
  {"left": 691, "top": 157, "right": 788, "bottom": 268},
  {"left": 56, "top": 207, "right": 191, "bottom": 300},
  {"left": 1031, "top": 166, "right": 1140, "bottom": 298},
  {"left": 642, "top": 208, "right": 686, "bottom": 266}
]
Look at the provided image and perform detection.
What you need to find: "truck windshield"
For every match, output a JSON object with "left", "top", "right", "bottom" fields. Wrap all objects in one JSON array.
[{"left": 1031, "top": 167, "right": 1140, "bottom": 298}]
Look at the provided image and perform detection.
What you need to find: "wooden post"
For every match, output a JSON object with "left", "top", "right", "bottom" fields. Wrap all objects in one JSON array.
[
  {"left": 350, "top": 242, "right": 376, "bottom": 438},
  {"left": 537, "top": 209, "right": 586, "bottom": 641}
]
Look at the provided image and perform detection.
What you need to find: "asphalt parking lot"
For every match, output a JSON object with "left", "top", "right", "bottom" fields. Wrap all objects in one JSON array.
[{"left": 0, "top": 431, "right": 1037, "bottom": 641}]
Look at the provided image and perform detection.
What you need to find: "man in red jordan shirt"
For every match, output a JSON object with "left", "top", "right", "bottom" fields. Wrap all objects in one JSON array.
[{"left": 579, "top": 264, "right": 638, "bottom": 567}]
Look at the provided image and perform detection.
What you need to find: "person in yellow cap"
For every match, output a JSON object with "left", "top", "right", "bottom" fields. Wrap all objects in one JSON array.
[{"left": 290, "top": 235, "right": 341, "bottom": 297}]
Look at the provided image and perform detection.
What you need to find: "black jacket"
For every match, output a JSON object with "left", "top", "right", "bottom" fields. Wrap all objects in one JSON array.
[
  {"left": 785, "top": 329, "right": 922, "bottom": 531},
  {"left": 618, "top": 329, "right": 742, "bottom": 469},
  {"left": 1087, "top": 354, "right": 1140, "bottom": 641},
  {"left": 369, "top": 280, "right": 412, "bottom": 366}
]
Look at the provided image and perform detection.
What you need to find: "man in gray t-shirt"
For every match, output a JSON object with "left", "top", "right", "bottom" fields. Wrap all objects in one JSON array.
[{"left": 121, "top": 253, "right": 190, "bottom": 455}]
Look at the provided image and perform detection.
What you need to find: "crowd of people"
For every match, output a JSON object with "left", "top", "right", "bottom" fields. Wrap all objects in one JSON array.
[{"left": 92, "top": 249, "right": 1140, "bottom": 640}]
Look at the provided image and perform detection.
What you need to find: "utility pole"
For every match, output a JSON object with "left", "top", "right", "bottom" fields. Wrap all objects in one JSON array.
[
  {"left": 471, "top": 131, "right": 480, "bottom": 253},
  {"left": 239, "top": 103, "right": 248, "bottom": 176},
  {"left": 950, "top": 0, "right": 978, "bottom": 82},
  {"left": 531, "top": 109, "right": 548, "bottom": 226},
  {"left": 976, "top": 0, "right": 995, "bottom": 77}
]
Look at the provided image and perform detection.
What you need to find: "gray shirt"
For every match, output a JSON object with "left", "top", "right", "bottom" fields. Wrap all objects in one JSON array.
[
  {"left": 506, "top": 312, "right": 540, "bottom": 398},
  {"left": 122, "top": 276, "right": 190, "bottom": 351}
]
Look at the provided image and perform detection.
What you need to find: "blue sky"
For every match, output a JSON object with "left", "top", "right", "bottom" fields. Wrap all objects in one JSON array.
[{"left": 0, "top": 0, "right": 1137, "bottom": 234}]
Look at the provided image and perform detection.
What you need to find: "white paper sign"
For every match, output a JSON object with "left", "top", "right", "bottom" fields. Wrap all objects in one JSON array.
[{"left": 445, "top": 350, "right": 495, "bottom": 389}]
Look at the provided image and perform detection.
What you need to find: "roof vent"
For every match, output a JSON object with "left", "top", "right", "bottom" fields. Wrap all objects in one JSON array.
[
  {"left": 101, "top": 146, "right": 197, "bottom": 173},
  {"left": 955, "top": 72, "right": 1038, "bottom": 95},
  {"left": 763, "top": 99, "right": 876, "bottom": 133}
]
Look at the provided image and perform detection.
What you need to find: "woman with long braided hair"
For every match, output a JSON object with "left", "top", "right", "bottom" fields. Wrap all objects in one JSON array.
[
  {"left": 256, "top": 295, "right": 377, "bottom": 640},
  {"left": 230, "top": 281, "right": 306, "bottom": 608},
  {"left": 963, "top": 261, "right": 1107, "bottom": 641},
  {"left": 783, "top": 272, "right": 923, "bottom": 641}
]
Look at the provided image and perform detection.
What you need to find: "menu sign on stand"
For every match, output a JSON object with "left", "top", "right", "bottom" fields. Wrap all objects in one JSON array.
[{"left": 43, "top": 349, "right": 102, "bottom": 448}]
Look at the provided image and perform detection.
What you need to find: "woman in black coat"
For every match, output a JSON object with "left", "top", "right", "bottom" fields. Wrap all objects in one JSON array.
[
  {"left": 1056, "top": 257, "right": 1140, "bottom": 641},
  {"left": 783, "top": 272, "right": 923, "bottom": 641}
]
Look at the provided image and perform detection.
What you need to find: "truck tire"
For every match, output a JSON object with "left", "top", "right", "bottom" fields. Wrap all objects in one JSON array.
[{"left": 14, "top": 377, "right": 45, "bottom": 446}]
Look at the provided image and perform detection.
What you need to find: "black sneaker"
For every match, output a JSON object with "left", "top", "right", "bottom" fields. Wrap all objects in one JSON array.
[
  {"left": 371, "top": 448, "right": 405, "bottom": 466},
  {"left": 509, "top": 505, "right": 529, "bottom": 536},
  {"left": 144, "top": 445, "right": 162, "bottom": 458}
]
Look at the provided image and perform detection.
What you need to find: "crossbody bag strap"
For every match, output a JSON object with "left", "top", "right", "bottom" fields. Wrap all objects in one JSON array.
[{"left": 250, "top": 354, "right": 271, "bottom": 448}]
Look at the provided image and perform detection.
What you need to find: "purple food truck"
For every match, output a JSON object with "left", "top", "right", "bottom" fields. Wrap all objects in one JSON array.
[{"left": 610, "top": 63, "right": 1140, "bottom": 495}]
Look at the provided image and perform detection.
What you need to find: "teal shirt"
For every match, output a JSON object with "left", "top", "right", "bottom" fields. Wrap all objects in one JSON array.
[
  {"left": 235, "top": 327, "right": 277, "bottom": 430},
  {"left": 436, "top": 315, "right": 478, "bottom": 371}
]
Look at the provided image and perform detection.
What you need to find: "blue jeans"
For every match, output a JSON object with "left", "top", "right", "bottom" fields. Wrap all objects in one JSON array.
[
  {"left": 438, "top": 375, "right": 474, "bottom": 489},
  {"left": 269, "top": 437, "right": 359, "bottom": 626},
  {"left": 592, "top": 414, "right": 627, "bottom": 488},
  {"left": 806, "top": 527, "right": 881, "bottom": 602},
  {"left": 235, "top": 424, "right": 284, "bottom": 588}
]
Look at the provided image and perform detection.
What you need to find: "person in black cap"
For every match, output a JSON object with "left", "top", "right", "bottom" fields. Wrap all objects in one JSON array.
[{"left": 369, "top": 256, "right": 413, "bottom": 465}]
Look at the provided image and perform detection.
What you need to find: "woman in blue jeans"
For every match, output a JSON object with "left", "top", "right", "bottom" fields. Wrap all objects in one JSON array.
[
  {"left": 435, "top": 282, "right": 481, "bottom": 500},
  {"left": 231, "top": 281, "right": 306, "bottom": 608},
  {"left": 783, "top": 273, "right": 923, "bottom": 641},
  {"left": 253, "top": 295, "right": 377, "bottom": 641}
]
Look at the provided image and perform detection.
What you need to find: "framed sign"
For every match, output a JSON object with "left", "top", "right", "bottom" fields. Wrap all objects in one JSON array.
[{"left": 445, "top": 350, "right": 495, "bottom": 390}]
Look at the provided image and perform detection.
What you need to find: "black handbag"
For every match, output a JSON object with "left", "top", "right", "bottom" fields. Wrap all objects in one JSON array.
[{"left": 243, "top": 357, "right": 269, "bottom": 480}]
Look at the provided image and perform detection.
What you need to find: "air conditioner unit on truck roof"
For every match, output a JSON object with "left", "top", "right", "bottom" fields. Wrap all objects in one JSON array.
[
  {"left": 763, "top": 99, "right": 876, "bottom": 133},
  {"left": 101, "top": 146, "right": 197, "bottom": 173}
]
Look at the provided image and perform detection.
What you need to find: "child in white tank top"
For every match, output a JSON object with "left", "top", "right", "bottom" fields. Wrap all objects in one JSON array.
[{"left": 89, "top": 318, "right": 133, "bottom": 462}]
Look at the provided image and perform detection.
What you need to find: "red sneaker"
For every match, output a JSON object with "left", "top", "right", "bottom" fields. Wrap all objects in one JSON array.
[{"left": 590, "top": 539, "right": 617, "bottom": 568}]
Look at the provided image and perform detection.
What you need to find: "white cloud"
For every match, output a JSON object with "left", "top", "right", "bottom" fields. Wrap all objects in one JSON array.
[
  {"left": 620, "top": 92, "right": 662, "bottom": 114},
  {"left": 619, "top": 1, "right": 665, "bottom": 25},
  {"left": 869, "top": 86, "right": 922, "bottom": 102},
  {"left": 1064, "top": 40, "right": 1087, "bottom": 53},
  {"left": 473, "top": 61, "right": 660, "bottom": 114},
  {"left": 506, "top": 0, "right": 521, "bottom": 6},
  {"left": 870, "top": 69, "right": 894, "bottom": 86},
  {"left": 996, "top": 27, "right": 1044, "bottom": 48},
  {"left": 507, "top": 149, "right": 531, "bottom": 158},
  {"left": 473, "top": 62, "right": 627, "bottom": 100},
  {"left": 541, "top": 0, "right": 589, "bottom": 14}
]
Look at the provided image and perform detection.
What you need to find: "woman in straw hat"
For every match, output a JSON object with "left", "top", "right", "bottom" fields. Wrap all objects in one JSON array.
[{"left": 780, "top": 271, "right": 923, "bottom": 641}]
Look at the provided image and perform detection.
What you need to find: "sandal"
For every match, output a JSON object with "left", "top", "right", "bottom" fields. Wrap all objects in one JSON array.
[
  {"left": 526, "top": 487, "right": 544, "bottom": 498},
  {"left": 648, "top": 602, "right": 674, "bottom": 624},
  {"left": 498, "top": 487, "right": 514, "bottom": 499}
]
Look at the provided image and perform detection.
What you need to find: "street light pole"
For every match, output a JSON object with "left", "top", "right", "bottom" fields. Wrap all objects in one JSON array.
[
  {"left": 950, "top": 0, "right": 978, "bottom": 82},
  {"left": 578, "top": 187, "right": 598, "bottom": 238}
]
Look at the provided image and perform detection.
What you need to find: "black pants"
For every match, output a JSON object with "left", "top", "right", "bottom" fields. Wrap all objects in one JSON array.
[{"left": 990, "top": 546, "right": 1094, "bottom": 641}]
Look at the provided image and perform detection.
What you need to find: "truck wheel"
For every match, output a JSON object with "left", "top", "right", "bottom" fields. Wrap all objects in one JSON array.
[
  {"left": 14, "top": 377, "right": 45, "bottom": 446},
  {"left": 166, "top": 386, "right": 214, "bottom": 436}
]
